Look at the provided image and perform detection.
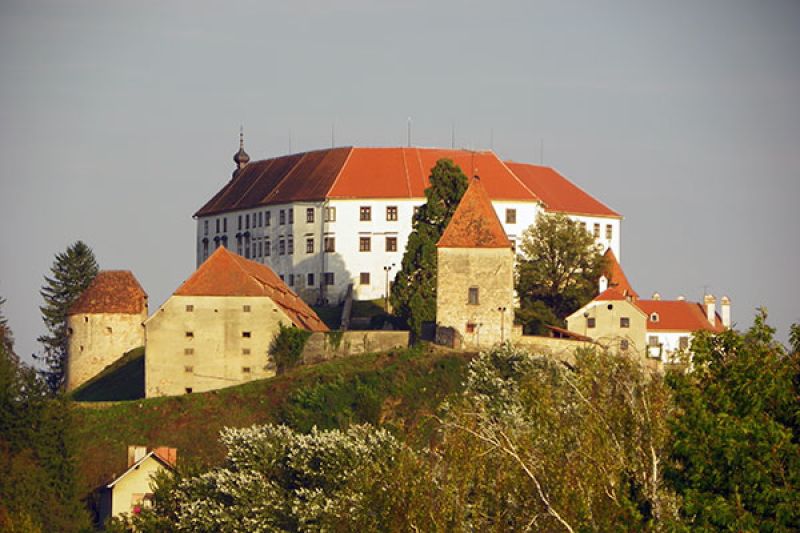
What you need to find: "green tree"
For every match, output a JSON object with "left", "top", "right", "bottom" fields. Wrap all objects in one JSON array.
[
  {"left": 516, "top": 212, "right": 605, "bottom": 334},
  {"left": 0, "top": 296, "right": 13, "bottom": 357},
  {"left": 390, "top": 159, "right": 468, "bottom": 338},
  {"left": 666, "top": 310, "right": 800, "bottom": 531},
  {"left": 36, "top": 240, "right": 98, "bottom": 393}
]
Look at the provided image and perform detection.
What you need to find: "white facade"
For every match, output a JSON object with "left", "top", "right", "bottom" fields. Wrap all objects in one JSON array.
[
  {"left": 196, "top": 201, "right": 620, "bottom": 304},
  {"left": 645, "top": 331, "right": 693, "bottom": 363}
]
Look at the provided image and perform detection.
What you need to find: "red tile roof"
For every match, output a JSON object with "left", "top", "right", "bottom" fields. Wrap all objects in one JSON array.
[
  {"left": 594, "top": 287, "right": 631, "bottom": 302},
  {"left": 504, "top": 161, "right": 621, "bottom": 217},
  {"left": 174, "top": 247, "right": 328, "bottom": 332},
  {"left": 68, "top": 271, "right": 147, "bottom": 315},
  {"left": 437, "top": 177, "right": 512, "bottom": 249},
  {"left": 195, "top": 147, "right": 617, "bottom": 218},
  {"left": 602, "top": 249, "right": 638, "bottom": 300},
  {"left": 635, "top": 300, "right": 724, "bottom": 333}
]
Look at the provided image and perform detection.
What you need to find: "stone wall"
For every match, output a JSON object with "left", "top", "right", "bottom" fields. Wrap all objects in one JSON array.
[
  {"left": 301, "top": 330, "right": 409, "bottom": 364},
  {"left": 511, "top": 334, "right": 594, "bottom": 365}
]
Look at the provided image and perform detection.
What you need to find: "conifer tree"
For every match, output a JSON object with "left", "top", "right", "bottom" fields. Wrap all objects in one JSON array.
[
  {"left": 36, "top": 241, "right": 98, "bottom": 393},
  {"left": 390, "top": 159, "right": 468, "bottom": 338},
  {"left": 0, "top": 296, "right": 14, "bottom": 358}
]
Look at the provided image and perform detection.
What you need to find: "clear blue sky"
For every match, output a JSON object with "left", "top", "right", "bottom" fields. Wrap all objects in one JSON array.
[{"left": 1, "top": 0, "right": 798, "bottom": 363}]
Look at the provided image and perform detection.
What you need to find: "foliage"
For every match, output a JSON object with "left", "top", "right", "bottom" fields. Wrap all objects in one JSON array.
[
  {"left": 36, "top": 240, "right": 98, "bottom": 393},
  {"left": 70, "top": 346, "right": 145, "bottom": 402},
  {"left": 666, "top": 309, "right": 800, "bottom": 531},
  {"left": 269, "top": 324, "right": 312, "bottom": 374},
  {"left": 390, "top": 159, "right": 468, "bottom": 338},
  {"left": 0, "top": 339, "right": 90, "bottom": 532},
  {"left": 516, "top": 212, "right": 605, "bottom": 333},
  {"left": 0, "top": 296, "right": 14, "bottom": 357}
]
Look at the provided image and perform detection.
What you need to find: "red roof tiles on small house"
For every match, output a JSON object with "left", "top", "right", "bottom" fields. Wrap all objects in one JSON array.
[
  {"left": 68, "top": 271, "right": 147, "bottom": 315},
  {"left": 602, "top": 249, "right": 639, "bottom": 300},
  {"left": 174, "top": 247, "right": 328, "bottom": 332},
  {"left": 437, "top": 177, "right": 513, "bottom": 249},
  {"left": 195, "top": 147, "right": 618, "bottom": 218},
  {"left": 636, "top": 300, "right": 724, "bottom": 333}
]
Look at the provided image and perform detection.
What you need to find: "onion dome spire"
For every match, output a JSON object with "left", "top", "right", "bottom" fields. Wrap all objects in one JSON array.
[{"left": 233, "top": 126, "right": 250, "bottom": 170}]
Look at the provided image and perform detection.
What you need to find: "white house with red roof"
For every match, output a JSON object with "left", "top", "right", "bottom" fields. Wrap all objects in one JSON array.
[{"left": 194, "top": 143, "right": 622, "bottom": 304}]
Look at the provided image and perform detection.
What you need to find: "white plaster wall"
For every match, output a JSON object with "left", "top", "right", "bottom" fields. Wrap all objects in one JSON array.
[
  {"left": 644, "top": 330, "right": 693, "bottom": 362},
  {"left": 110, "top": 456, "right": 165, "bottom": 518},
  {"left": 66, "top": 311, "right": 146, "bottom": 391},
  {"left": 566, "top": 299, "right": 647, "bottom": 356},
  {"left": 144, "top": 295, "right": 292, "bottom": 397}
]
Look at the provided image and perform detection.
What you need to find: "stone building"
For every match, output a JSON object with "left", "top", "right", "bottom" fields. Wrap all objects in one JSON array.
[
  {"left": 194, "top": 142, "right": 622, "bottom": 305},
  {"left": 144, "top": 247, "right": 327, "bottom": 397},
  {"left": 436, "top": 177, "right": 515, "bottom": 348},
  {"left": 66, "top": 271, "right": 147, "bottom": 391}
]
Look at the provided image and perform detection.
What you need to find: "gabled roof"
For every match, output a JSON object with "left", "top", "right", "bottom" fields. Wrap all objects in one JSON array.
[
  {"left": 437, "top": 177, "right": 512, "bottom": 249},
  {"left": 636, "top": 300, "right": 724, "bottom": 333},
  {"left": 106, "top": 450, "right": 175, "bottom": 489},
  {"left": 68, "top": 271, "right": 147, "bottom": 315},
  {"left": 173, "top": 248, "right": 328, "bottom": 332},
  {"left": 504, "top": 161, "right": 621, "bottom": 217},
  {"left": 602, "top": 249, "right": 638, "bottom": 300},
  {"left": 594, "top": 287, "right": 631, "bottom": 302},
  {"left": 195, "top": 147, "right": 618, "bottom": 218}
]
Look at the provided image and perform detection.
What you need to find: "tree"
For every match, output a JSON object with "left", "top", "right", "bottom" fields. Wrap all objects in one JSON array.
[
  {"left": 36, "top": 241, "right": 98, "bottom": 393},
  {"left": 666, "top": 310, "right": 800, "bottom": 530},
  {"left": 0, "top": 296, "right": 14, "bottom": 359},
  {"left": 516, "top": 212, "right": 605, "bottom": 334},
  {"left": 390, "top": 159, "right": 468, "bottom": 338}
]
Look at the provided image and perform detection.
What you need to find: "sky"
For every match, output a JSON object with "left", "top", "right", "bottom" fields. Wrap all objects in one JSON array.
[{"left": 1, "top": 0, "right": 798, "bottom": 365}]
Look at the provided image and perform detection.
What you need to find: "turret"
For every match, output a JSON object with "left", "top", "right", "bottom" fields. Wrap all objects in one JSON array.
[{"left": 233, "top": 127, "right": 250, "bottom": 174}]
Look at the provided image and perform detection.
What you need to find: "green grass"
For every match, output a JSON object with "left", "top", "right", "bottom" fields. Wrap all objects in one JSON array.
[
  {"left": 350, "top": 299, "right": 386, "bottom": 318},
  {"left": 72, "top": 345, "right": 474, "bottom": 498},
  {"left": 311, "top": 303, "right": 343, "bottom": 329},
  {"left": 70, "top": 346, "right": 145, "bottom": 402}
]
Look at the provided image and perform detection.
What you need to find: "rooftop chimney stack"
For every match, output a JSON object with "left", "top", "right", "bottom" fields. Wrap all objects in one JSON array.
[
  {"left": 704, "top": 294, "right": 716, "bottom": 326},
  {"left": 720, "top": 296, "right": 731, "bottom": 328},
  {"left": 598, "top": 275, "right": 608, "bottom": 294},
  {"left": 652, "top": 292, "right": 661, "bottom": 301},
  {"left": 127, "top": 445, "right": 147, "bottom": 467}
]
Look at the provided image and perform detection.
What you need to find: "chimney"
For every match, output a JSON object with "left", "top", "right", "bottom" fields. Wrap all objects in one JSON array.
[
  {"left": 720, "top": 296, "right": 731, "bottom": 328},
  {"left": 153, "top": 446, "right": 179, "bottom": 467},
  {"left": 127, "top": 445, "right": 147, "bottom": 467},
  {"left": 677, "top": 295, "right": 685, "bottom": 301},
  {"left": 598, "top": 275, "right": 608, "bottom": 294},
  {"left": 652, "top": 292, "right": 661, "bottom": 301},
  {"left": 704, "top": 294, "right": 716, "bottom": 326}
]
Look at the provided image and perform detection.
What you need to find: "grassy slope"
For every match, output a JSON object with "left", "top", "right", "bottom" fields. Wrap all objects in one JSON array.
[
  {"left": 73, "top": 346, "right": 473, "bottom": 497},
  {"left": 70, "top": 347, "right": 145, "bottom": 402}
]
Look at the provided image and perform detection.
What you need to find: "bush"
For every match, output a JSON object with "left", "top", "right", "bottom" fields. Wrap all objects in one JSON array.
[{"left": 269, "top": 324, "right": 311, "bottom": 374}]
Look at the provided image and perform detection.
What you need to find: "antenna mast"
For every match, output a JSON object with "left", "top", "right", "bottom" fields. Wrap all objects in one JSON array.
[{"left": 407, "top": 117, "right": 412, "bottom": 147}]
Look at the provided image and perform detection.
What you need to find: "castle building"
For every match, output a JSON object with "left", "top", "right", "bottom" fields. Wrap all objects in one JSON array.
[
  {"left": 194, "top": 143, "right": 621, "bottom": 304},
  {"left": 436, "top": 177, "right": 515, "bottom": 348},
  {"left": 66, "top": 271, "right": 147, "bottom": 391},
  {"left": 144, "top": 247, "right": 327, "bottom": 397}
]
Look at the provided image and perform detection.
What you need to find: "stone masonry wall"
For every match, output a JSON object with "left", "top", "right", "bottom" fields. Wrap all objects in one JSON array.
[{"left": 301, "top": 330, "right": 410, "bottom": 364}]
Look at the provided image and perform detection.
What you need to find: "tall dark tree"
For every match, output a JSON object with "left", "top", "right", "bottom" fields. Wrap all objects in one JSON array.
[
  {"left": 390, "top": 159, "right": 468, "bottom": 337},
  {"left": 36, "top": 240, "right": 98, "bottom": 393},
  {"left": 515, "top": 212, "right": 606, "bottom": 334},
  {"left": 0, "top": 296, "right": 14, "bottom": 359}
]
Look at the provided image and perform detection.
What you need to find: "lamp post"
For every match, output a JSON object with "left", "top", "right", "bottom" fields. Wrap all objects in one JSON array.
[
  {"left": 383, "top": 264, "right": 395, "bottom": 313},
  {"left": 497, "top": 307, "right": 507, "bottom": 343}
]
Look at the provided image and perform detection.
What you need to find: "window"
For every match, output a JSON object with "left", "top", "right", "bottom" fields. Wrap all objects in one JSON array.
[
  {"left": 620, "top": 317, "right": 630, "bottom": 328},
  {"left": 184, "top": 348, "right": 194, "bottom": 355},
  {"left": 324, "top": 272, "right": 335, "bottom": 286},
  {"left": 246, "top": 214, "right": 250, "bottom": 229},
  {"left": 679, "top": 336, "right": 690, "bottom": 350},
  {"left": 581, "top": 221, "right": 587, "bottom": 231},
  {"left": 238, "top": 215, "right": 242, "bottom": 231},
  {"left": 650, "top": 313, "right": 659, "bottom": 322},
  {"left": 324, "top": 236, "right": 335, "bottom": 253},
  {"left": 468, "top": 287, "right": 479, "bottom": 305},
  {"left": 466, "top": 323, "right": 476, "bottom": 333},
  {"left": 360, "top": 206, "right": 371, "bottom": 221},
  {"left": 279, "top": 210, "right": 286, "bottom": 225},
  {"left": 223, "top": 218, "right": 227, "bottom": 232},
  {"left": 265, "top": 211, "right": 271, "bottom": 227},
  {"left": 242, "top": 367, "right": 252, "bottom": 374},
  {"left": 289, "top": 274, "right": 295, "bottom": 286},
  {"left": 184, "top": 366, "right": 193, "bottom": 373},
  {"left": 325, "top": 206, "right": 336, "bottom": 222},
  {"left": 243, "top": 305, "right": 251, "bottom": 312},
  {"left": 257, "top": 241, "right": 263, "bottom": 257},
  {"left": 606, "top": 224, "right": 612, "bottom": 240},
  {"left": 185, "top": 305, "right": 194, "bottom": 312},
  {"left": 279, "top": 239, "right": 286, "bottom": 255},
  {"left": 620, "top": 339, "right": 629, "bottom": 351},
  {"left": 288, "top": 209, "right": 294, "bottom": 224},
  {"left": 279, "top": 274, "right": 284, "bottom": 281},
  {"left": 306, "top": 238, "right": 314, "bottom": 254},
  {"left": 215, "top": 218, "right": 220, "bottom": 233},
  {"left": 265, "top": 240, "right": 271, "bottom": 256},
  {"left": 360, "top": 272, "right": 370, "bottom": 285},
  {"left": 359, "top": 237, "right": 371, "bottom": 252},
  {"left": 306, "top": 208, "right": 315, "bottom": 223},
  {"left": 307, "top": 273, "right": 315, "bottom": 287},
  {"left": 242, "top": 348, "right": 251, "bottom": 355},
  {"left": 386, "top": 236, "right": 398, "bottom": 252},
  {"left": 203, "top": 220, "right": 208, "bottom": 236},
  {"left": 648, "top": 335, "right": 660, "bottom": 347},
  {"left": 105, "top": 326, "right": 113, "bottom": 334},
  {"left": 593, "top": 223, "right": 600, "bottom": 238},
  {"left": 505, "top": 208, "right": 516, "bottom": 224},
  {"left": 386, "top": 206, "right": 398, "bottom": 221},
  {"left": 587, "top": 318, "right": 596, "bottom": 328},
  {"left": 258, "top": 212, "right": 263, "bottom": 227},
  {"left": 413, "top": 206, "right": 421, "bottom": 219},
  {"left": 287, "top": 236, "right": 294, "bottom": 255},
  {"left": 185, "top": 387, "right": 193, "bottom": 394},
  {"left": 242, "top": 331, "right": 251, "bottom": 338},
  {"left": 185, "top": 331, "right": 194, "bottom": 338}
]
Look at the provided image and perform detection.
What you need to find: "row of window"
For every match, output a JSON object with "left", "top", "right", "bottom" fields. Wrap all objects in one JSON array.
[
  {"left": 586, "top": 317, "right": 631, "bottom": 328},
  {"left": 184, "top": 347, "right": 253, "bottom": 356},
  {"left": 579, "top": 222, "right": 614, "bottom": 240},
  {"left": 203, "top": 207, "right": 339, "bottom": 236},
  {"left": 184, "top": 366, "right": 252, "bottom": 374},
  {"left": 185, "top": 330, "right": 251, "bottom": 338}
]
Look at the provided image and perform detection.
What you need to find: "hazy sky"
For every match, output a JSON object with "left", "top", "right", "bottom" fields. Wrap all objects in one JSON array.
[{"left": 1, "top": 0, "right": 798, "bottom": 364}]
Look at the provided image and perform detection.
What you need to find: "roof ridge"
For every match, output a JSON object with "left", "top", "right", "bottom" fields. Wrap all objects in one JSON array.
[
  {"left": 325, "top": 146, "right": 355, "bottom": 198},
  {"left": 495, "top": 154, "right": 541, "bottom": 203},
  {"left": 401, "top": 147, "right": 412, "bottom": 197}
]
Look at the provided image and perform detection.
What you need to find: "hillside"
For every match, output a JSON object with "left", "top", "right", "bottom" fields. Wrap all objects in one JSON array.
[{"left": 73, "top": 345, "right": 473, "bottom": 498}]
